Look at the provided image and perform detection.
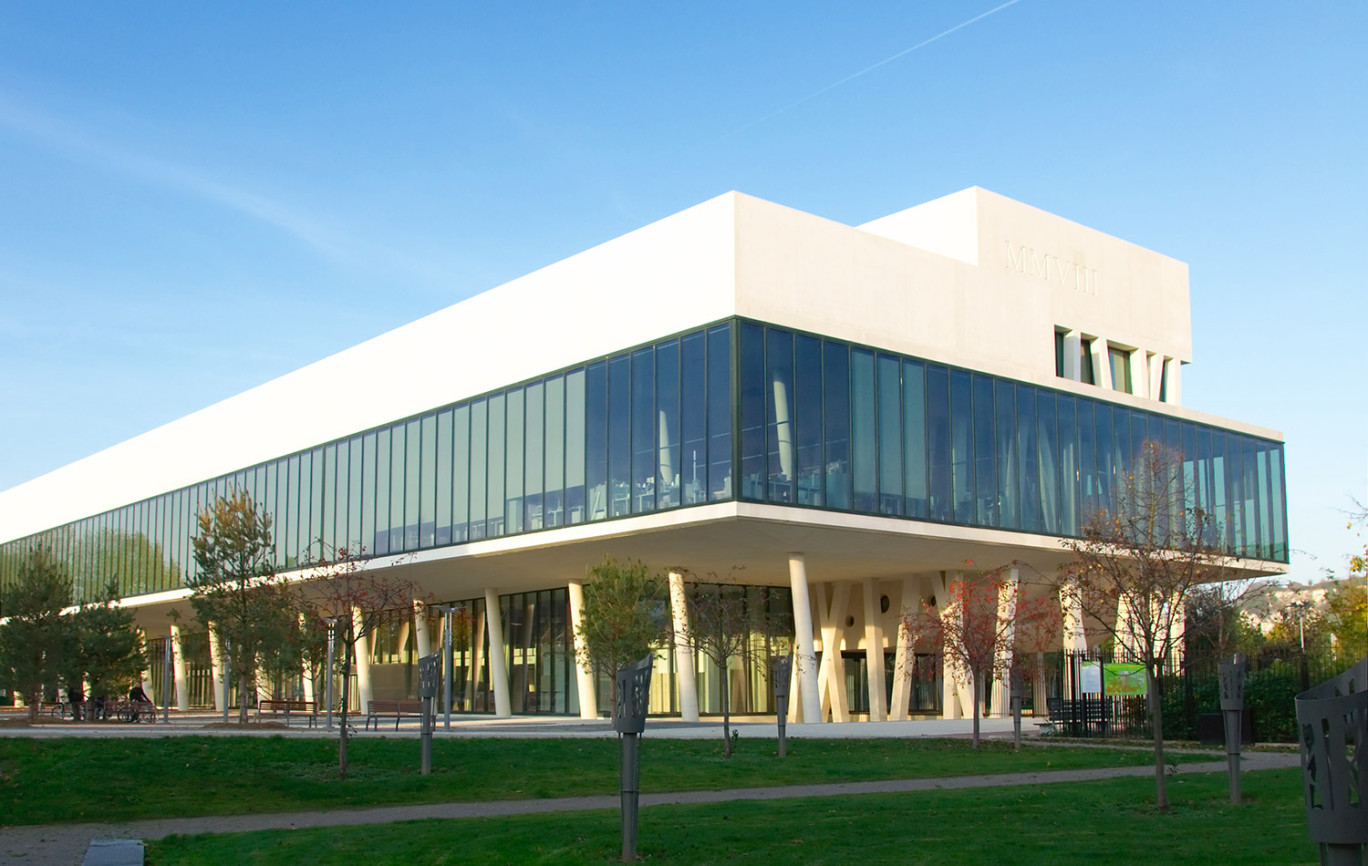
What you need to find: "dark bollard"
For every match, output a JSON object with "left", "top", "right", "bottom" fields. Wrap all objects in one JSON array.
[
  {"left": 772, "top": 656, "right": 792, "bottom": 759},
  {"left": 1295, "top": 657, "right": 1367, "bottom": 866},
  {"left": 417, "top": 653, "right": 440, "bottom": 777},
  {"left": 1218, "top": 652, "right": 1247, "bottom": 804},
  {"left": 615, "top": 656, "right": 653, "bottom": 863}
]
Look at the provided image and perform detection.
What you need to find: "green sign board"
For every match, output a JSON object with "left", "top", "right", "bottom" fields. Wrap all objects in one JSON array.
[{"left": 1103, "top": 663, "right": 1147, "bottom": 696}]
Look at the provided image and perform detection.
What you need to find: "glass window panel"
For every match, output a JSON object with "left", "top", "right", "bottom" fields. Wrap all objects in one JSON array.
[
  {"left": 362, "top": 433, "right": 378, "bottom": 555},
  {"left": 1242, "top": 437, "right": 1258, "bottom": 558},
  {"left": 1077, "top": 399, "right": 1096, "bottom": 524},
  {"left": 1015, "top": 385, "right": 1039, "bottom": 532},
  {"left": 655, "top": 339, "right": 680, "bottom": 509},
  {"left": 925, "top": 365, "right": 951, "bottom": 522},
  {"left": 994, "top": 381, "right": 1016, "bottom": 528},
  {"left": 403, "top": 420, "right": 420, "bottom": 550},
  {"left": 565, "top": 369, "right": 586, "bottom": 523},
  {"left": 585, "top": 361, "right": 608, "bottom": 521},
  {"left": 436, "top": 411, "right": 453, "bottom": 545},
  {"left": 1256, "top": 442, "right": 1271, "bottom": 560},
  {"left": 877, "top": 354, "right": 902, "bottom": 516},
  {"left": 525, "top": 381, "right": 545, "bottom": 530},
  {"left": 681, "top": 332, "right": 707, "bottom": 505},
  {"left": 470, "top": 399, "right": 488, "bottom": 539},
  {"left": 504, "top": 388, "right": 524, "bottom": 535},
  {"left": 631, "top": 347, "right": 656, "bottom": 513},
  {"left": 419, "top": 414, "right": 437, "bottom": 548},
  {"left": 823, "top": 342, "right": 852, "bottom": 511},
  {"left": 608, "top": 355, "right": 631, "bottom": 517},
  {"left": 739, "top": 322, "right": 765, "bottom": 501},
  {"left": 286, "top": 453, "right": 301, "bottom": 565},
  {"left": 386, "top": 425, "right": 403, "bottom": 552},
  {"left": 1269, "top": 445, "right": 1286, "bottom": 560},
  {"left": 765, "top": 329, "right": 796, "bottom": 504},
  {"left": 707, "top": 324, "right": 732, "bottom": 501},
  {"left": 543, "top": 376, "right": 565, "bottom": 528},
  {"left": 487, "top": 394, "right": 506, "bottom": 537},
  {"left": 1210, "top": 430, "right": 1228, "bottom": 552},
  {"left": 1036, "top": 391, "right": 1059, "bottom": 534},
  {"left": 309, "top": 447, "right": 324, "bottom": 563},
  {"left": 452, "top": 405, "right": 470, "bottom": 542},
  {"left": 322, "top": 443, "right": 337, "bottom": 554},
  {"left": 972, "top": 374, "right": 995, "bottom": 526},
  {"left": 794, "top": 333, "right": 823, "bottom": 507},
  {"left": 336, "top": 441, "right": 351, "bottom": 553},
  {"left": 903, "top": 360, "right": 928, "bottom": 519},
  {"left": 851, "top": 348, "right": 877, "bottom": 513},
  {"left": 347, "top": 436, "right": 363, "bottom": 552},
  {"left": 949, "top": 369, "right": 974, "bottom": 525},
  {"left": 1181, "top": 421, "right": 1198, "bottom": 517},
  {"left": 1095, "top": 403, "right": 1114, "bottom": 519},
  {"left": 1057, "top": 395, "right": 1077, "bottom": 535}
]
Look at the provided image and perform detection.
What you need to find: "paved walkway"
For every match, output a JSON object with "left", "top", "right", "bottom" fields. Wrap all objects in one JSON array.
[{"left": 0, "top": 746, "right": 1299, "bottom": 865}]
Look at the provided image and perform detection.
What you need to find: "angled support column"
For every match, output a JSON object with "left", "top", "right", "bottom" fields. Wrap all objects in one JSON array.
[
  {"left": 668, "top": 569, "right": 699, "bottom": 722},
  {"left": 208, "top": 625, "right": 226, "bottom": 713},
  {"left": 816, "top": 581, "right": 851, "bottom": 723},
  {"left": 889, "top": 575, "right": 919, "bottom": 721},
  {"left": 169, "top": 623, "right": 190, "bottom": 712},
  {"left": 936, "top": 573, "right": 974, "bottom": 720},
  {"left": 413, "top": 599, "right": 432, "bottom": 659},
  {"left": 484, "top": 588, "right": 511, "bottom": 718},
  {"left": 990, "top": 567, "right": 1019, "bottom": 716},
  {"left": 352, "top": 607, "right": 373, "bottom": 714},
  {"left": 862, "top": 578, "right": 887, "bottom": 722},
  {"left": 787, "top": 553, "right": 821, "bottom": 724},
  {"left": 567, "top": 580, "right": 598, "bottom": 719}
]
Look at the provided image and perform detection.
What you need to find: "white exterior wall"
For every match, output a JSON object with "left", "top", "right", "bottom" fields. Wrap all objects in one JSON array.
[{"left": 0, "top": 187, "right": 1279, "bottom": 545}]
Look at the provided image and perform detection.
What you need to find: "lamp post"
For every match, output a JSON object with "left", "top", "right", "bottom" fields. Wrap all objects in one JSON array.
[
  {"left": 324, "top": 617, "right": 338, "bottom": 732},
  {"left": 432, "top": 605, "right": 455, "bottom": 731}
]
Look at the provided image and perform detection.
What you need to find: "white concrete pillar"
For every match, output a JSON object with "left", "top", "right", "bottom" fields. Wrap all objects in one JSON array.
[
  {"left": 413, "top": 600, "right": 432, "bottom": 659},
  {"left": 208, "top": 625, "right": 226, "bottom": 713},
  {"left": 1061, "top": 578, "right": 1089, "bottom": 654},
  {"left": 1163, "top": 357, "right": 1182, "bottom": 405},
  {"left": 787, "top": 553, "right": 821, "bottom": 724},
  {"left": 667, "top": 569, "right": 699, "bottom": 722},
  {"left": 937, "top": 574, "right": 974, "bottom": 720},
  {"left": 889, "top": 575, "right": 918, "bottom": 721},
  {"left": 298, "top": 614, "right": 315, "bottom": 704},
  {"left": 140, "top": 629, "right": 155, "bottom": 702},
  {"left": 990, "top": 567, "right": 1019, "bottom": 716},
  {"left": 816, "top": 581, "right": 851, "bottom": 723},
  {"left": 567, "top": 580, "right": 598, "bottom": 719},
  {"left": 352, "top": 607, "right": 373, "bottom": 714},
  {"left": 484, "top": 588, "right": 512, "bottom": 718},
  {"left": 1061, "top": 331, "right": 1082, "bottom": 381},
  {"left": 169, "top": 623, "right": 190, "bottom": 712},
  {"left": 1130, "top": 350, "right": 1148, "bottom": 398},
  {"left": 862, "top": 578, "right": 887, "bottom": 722},
  {"left": 1093, "top": 340, "right": 1112, "bottom": 390}
]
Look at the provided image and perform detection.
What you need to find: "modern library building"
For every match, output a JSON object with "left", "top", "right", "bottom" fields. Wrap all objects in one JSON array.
[{"left": 0, "top": 187, "right": 1289, "bottom": 723}]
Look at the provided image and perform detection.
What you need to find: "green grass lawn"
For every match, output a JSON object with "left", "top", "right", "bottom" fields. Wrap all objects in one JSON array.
[
  {"left": 145, "top": 768, "right": 1314, "bottom": 865},
  {"left": 0, "top": 735, "right": 1204, "bottom": 826}
]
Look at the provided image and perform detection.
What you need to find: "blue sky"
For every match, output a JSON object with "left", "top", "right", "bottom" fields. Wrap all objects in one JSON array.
[{"left": 1, "top": 2, "right": 1364, "bottom": 581}]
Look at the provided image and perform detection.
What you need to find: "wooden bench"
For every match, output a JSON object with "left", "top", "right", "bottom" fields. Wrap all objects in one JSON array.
[
  {"left": 256, "top": 699, "right": 318, "bottom": 727},
  {"left": 365, "top": 699, "right": 425, "bottom": 731}
]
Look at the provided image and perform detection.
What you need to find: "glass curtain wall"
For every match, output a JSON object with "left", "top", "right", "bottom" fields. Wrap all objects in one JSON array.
[
  {"left": 0, "top": 317, "right": 1288, "bottom": 606},
  {"left": 735, "top": 321, "right": 1288, "bottom": 561}
]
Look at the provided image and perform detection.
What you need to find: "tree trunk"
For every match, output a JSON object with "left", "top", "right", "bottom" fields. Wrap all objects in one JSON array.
[
  {"left": 971, "top": 670, "right": 981, "bottom": 750},
  {"left": 237, "top": 652, "right": 250, "bottom": 725},
  {"left": 338, "top": 642, "right": 352, "bottom": 780},
  {"left": 27, "top": 688, "right": 40, "bottom": 723},
  {"left": 1147, "top": 666, "right": 1168, "bottom": 810},
  {"left": 722, "top": 670, "right": 732, "bottom": 757}
]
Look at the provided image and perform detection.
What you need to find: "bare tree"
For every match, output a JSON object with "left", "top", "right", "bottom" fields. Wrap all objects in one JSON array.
[
  {"left": 906, "top": 563, "right": 1053, "bottom": 749},
  {"left": 1059, "top": 441, "right": 1231, "bottom": 809},
  {"left": 298, "top": 545, "right": 420, "bottom": 779},
  {"left": 679, "top": 569, "right": 790, "bottom": 756}
]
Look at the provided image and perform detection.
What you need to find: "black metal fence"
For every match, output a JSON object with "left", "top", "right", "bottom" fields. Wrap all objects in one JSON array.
[{"left": 1039, "top": 648, "right": 1339, "bottom": 743}]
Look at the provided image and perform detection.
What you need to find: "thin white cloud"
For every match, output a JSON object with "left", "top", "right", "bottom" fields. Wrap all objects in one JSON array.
[{"left": 0, "top": 94, "right": 453, "bottom": 287}]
